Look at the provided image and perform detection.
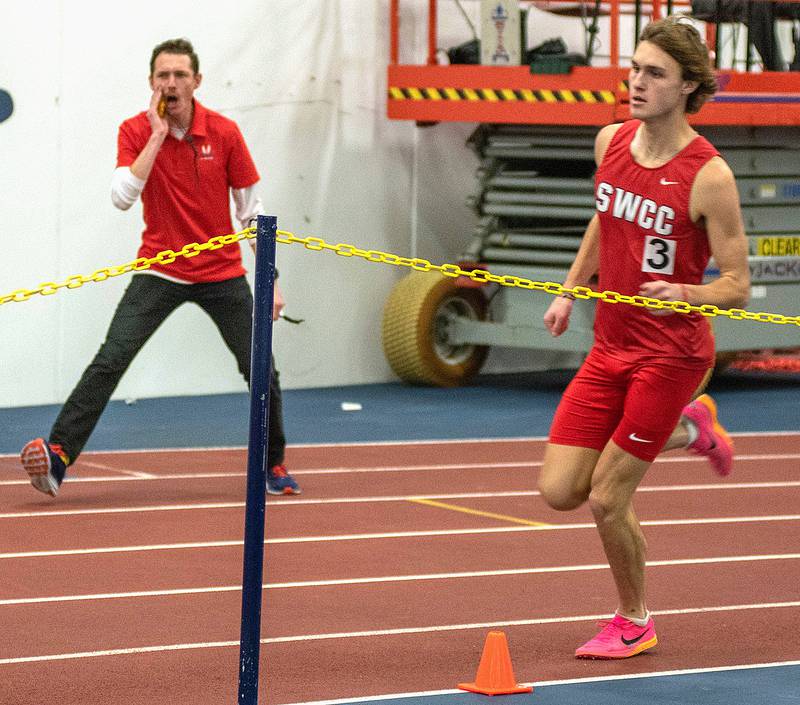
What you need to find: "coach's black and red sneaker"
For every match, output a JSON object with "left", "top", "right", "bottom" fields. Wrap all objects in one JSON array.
[
  {"left": 267, "top": 464, "right": 301, "bottom": 495},
  {"left": 20, "top": 438, "right": 68, "bottom": 497}
]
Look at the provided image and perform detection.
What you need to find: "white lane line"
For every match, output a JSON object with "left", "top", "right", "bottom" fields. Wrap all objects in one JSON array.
[
  {"left": 4, "top": 479, "right": 800, "bottom": 519},
  {"left": 1, "top": 600, "right": 798, "bottom": 665},
  {"left": 0, "top": 461, "right": 536, "bottom": 487},
  {"left": 663, "top": 453, "right": 800, "bottom": 462},
  {"left": 0, "top": 472, "right": 246, "bottom": 487},
  {"left": 0, "top": 446, "right": 248, "bottom": 459},
  {"left": 0, "top": 438, "right": 549, "bottom": 460},
  {"left": 530, "top": 659, "right": 800, "bottom": 688},
  {"left": 2, "top": 515, "right": 800, "bottom": 559},
  {"left": 2, "top": 552, "right": 799, "bottom": 606},
  {"left": 297, "top": 452, "right": 800, "bottom": 471},
  {"left": 639, "top": 480, "right": 800, "bottom": 491},
  {"left": 280, "top": 660, "right": 800, "bottom": 705},
  {"left": 283, "top": 431, "right": 800, "bottom": 447},
  {"left": 1, "top": 452, "right": 797, "bottom": 489},
  {"left": 1, "top": 431, "right": 798, "bottom": 459},
  {"left": 74, "top": 461, "right": 156, "bottom": 479},
  {"left": 0, "top": 540, "right": 243, "bottom": 559},
  {"left": 0, "top": 501, "right": 247, "bottom": 519}
]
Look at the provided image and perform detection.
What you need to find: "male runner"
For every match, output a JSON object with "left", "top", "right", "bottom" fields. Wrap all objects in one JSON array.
[{"left": 540, "top": 16, "right": 750, "bottom": 659}]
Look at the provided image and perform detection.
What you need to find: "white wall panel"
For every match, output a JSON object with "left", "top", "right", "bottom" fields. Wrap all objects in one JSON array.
[
  {"left": 1, "top": 0, "right": 417, "bottom": 406},
  {"left": 1, "top": 1, "right": 65, "bottom": 408},
  {"left": 1, "top": 0, "right": 586, "bottom": 409}
]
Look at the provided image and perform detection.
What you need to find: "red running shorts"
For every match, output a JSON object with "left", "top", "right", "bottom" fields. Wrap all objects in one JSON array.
[{"left": 549, "top": 346, "right": 710, "bottom": 462}]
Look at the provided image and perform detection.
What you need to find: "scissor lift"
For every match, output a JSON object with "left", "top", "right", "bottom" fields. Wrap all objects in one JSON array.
[{"left": 383, "top": 0, "right": 800, "bottom": 386}]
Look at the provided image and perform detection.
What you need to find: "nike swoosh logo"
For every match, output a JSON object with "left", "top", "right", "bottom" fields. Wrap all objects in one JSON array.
[
  {"left": 621, "top": 630, "right": 649, "bottom": 646},
  {"left": 659, "top": 178, "right": 678, "bottom": 185},
  {"left": 628, "top": 433, "right": 654, "bottom": 443}
]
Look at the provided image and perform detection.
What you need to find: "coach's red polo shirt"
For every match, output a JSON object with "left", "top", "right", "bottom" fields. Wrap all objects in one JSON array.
[{"left": 117, "top": 100, "right": 259, "bottom": 283}]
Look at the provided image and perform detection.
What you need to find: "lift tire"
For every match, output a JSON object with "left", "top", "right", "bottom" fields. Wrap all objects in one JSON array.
[{"left": 382, "top": 272, "right": 489, "bottom": 387}]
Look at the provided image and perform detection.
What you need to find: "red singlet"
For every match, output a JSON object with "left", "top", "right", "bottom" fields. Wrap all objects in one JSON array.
[
  {"left": 549, "top": 120, "right": 721, "bottom": 461},
  {"left": 594, "top": 119, "right": 718, "bottom": 369}
]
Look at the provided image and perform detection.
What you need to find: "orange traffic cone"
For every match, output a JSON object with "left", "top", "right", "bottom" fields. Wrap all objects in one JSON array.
[{"left": 457, "top": 631, "right": 533, "bottom": 696}]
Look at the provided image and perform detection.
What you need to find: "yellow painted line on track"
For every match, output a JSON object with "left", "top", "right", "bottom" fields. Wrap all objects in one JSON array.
[{"left": 409, "top": 497, "right": 549, "bottom": 527}]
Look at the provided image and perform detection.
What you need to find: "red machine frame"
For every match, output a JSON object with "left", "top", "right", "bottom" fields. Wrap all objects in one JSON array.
[{"left": 388, "top": 0, "right": 800, "bottom": 125}]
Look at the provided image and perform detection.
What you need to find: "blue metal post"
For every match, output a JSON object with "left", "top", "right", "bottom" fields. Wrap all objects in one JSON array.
[{"left": 237, "top": 214, "right": 277, "bottom": 705}]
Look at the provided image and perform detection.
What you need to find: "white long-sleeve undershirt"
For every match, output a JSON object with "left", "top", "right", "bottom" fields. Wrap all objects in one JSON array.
[
  {"left": 110, "top": 167, "right": 146, "bottom": 211},
  {"left": 110, "top": 166, "right": 264, "bottom": 230},
  {"left": 231, "top": 185, "right": 266, "bottom": 230}
]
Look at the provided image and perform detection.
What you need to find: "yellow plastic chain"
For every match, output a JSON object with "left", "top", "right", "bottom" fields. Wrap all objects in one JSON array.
[
  {"left": 2, "top": 226, "right": 799, "bottom": 327},
  {"left": 0, "top": 232, "right": 244, "bottom": 304},
  {"left": 274, "top": 230, "right": 800, "bottom": 327}
]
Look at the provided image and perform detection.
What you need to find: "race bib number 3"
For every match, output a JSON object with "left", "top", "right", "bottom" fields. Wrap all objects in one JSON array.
[{"left": 642, "top": 235, "right": 676, "bottom": 275}]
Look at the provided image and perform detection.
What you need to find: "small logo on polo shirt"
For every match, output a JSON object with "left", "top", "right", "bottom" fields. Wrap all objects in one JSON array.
[{"left": 200, "top": 143, "right": 213, "bottom": 160}]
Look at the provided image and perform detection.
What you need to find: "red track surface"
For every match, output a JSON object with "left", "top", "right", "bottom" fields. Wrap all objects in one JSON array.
[{"left": 1, "top": 435, "right": 799, "bottom": 705}]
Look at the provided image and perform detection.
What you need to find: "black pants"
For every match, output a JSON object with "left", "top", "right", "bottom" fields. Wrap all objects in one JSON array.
[{"left": 50, "top": 274, "right": 286, "bottom": 468}]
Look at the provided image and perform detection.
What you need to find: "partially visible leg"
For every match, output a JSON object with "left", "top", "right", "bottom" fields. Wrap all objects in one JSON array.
[
  {"left": 265, "top": 366, "right": 286, "bottom": 467},
  {"left": 678, "top": 394, "right": 734, "bottom": 475},
  {"left": 23, "top": 275, "right": 182, "bottom": 496},
  {"left": 587, "top": 441, "right": 651, "bottom": 619},
  {"left": 50, "top": 275, "right": 182, "bottom": 461},
  {"left": 196, "top": 277, "right": 298, "bottom": 494},
  {"left": 570, "top": 361, "right": 710, "bottom": 658},
  {"left": 659, "top": 368, "right": 733, "bottom": 476},
  {"left": 539, "top": 443, "right": 599, "bottom": 511},
  {"left": 572, "top": 440, "right": 659, "bottom": 659},
  {"left": 595, "top": 362, "right": 711, "bottom": 615},
  {"left": 195, "top": 278, "right": 254, "bottom": 382},
  {"left": 662, "top": 367, "right": 712, "bottom": 452},
  {"left": 540, "top": 348, "right": 626, "bottom": 511}
]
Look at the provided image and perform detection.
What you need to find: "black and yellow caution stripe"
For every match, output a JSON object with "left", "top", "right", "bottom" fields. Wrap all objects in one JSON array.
[{"left": 388, "top": 86, "right": 619, "bottom": 104}]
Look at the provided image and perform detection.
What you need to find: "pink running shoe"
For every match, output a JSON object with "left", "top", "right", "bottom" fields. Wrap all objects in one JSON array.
[
  {"left": 682, "top": 394, "right": 734, "bottom": 477},
  {"left": 575, "top": 614, "right": 657, "bottom": 659}
]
